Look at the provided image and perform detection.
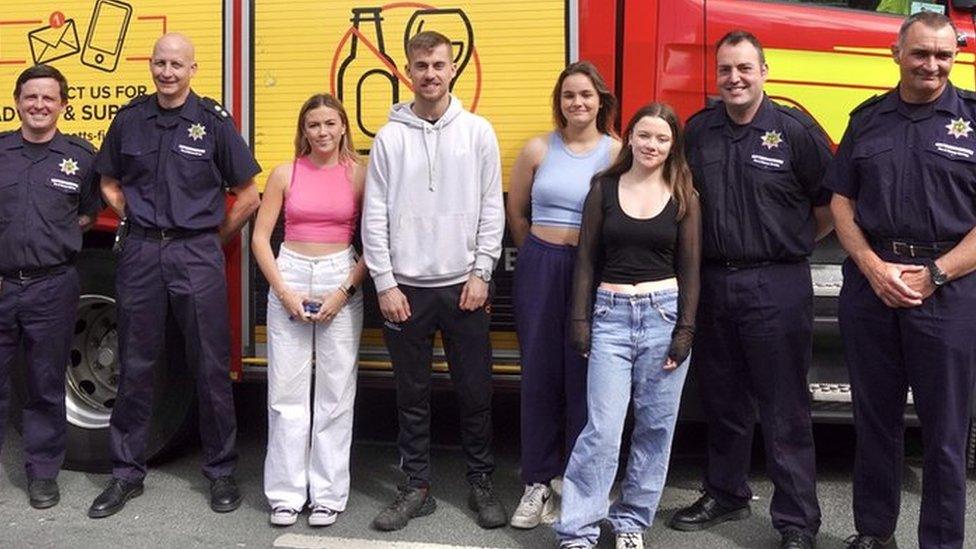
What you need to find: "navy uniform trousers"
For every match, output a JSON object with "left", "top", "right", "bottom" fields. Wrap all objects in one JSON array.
[
  {"left": 110, "top": 232, "right": 237, "bottom": 481},
  {"left": 694, "top": 261, "right": 821, "bottom": 535},
  {"left": 839, "top": 256, "right": 976, "bottom": 549},
  {"left": 0, "top": 269, "right": 79, "bottom": 479}
]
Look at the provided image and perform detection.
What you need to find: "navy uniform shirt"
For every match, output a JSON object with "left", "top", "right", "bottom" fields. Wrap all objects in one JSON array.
[
  {"left": 824, "top": 82, "right": 976, "bottom": 244},
  {"left": 0, "top": 131, "right": 101, "bottom": 272},
  {"left": 96, "top": 91, "right": 261, "bottom": 230},
  {"left": 685, "top": 96, "right": 832, "bottom": 263}
]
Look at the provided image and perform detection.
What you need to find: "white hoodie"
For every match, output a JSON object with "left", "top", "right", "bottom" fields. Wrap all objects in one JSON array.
[{"left": 362, "top": 96, "right": 504, "bottom": 292}]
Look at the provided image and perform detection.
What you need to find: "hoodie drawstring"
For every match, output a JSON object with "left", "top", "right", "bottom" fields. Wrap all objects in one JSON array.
[{"left": 423, "top": 124, "right": 438, "bottom": 191}]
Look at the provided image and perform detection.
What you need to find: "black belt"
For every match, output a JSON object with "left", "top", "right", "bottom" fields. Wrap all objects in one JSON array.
[
  {"left": 704, "top": 257, "right": 805, "bottom": 270},
  {"left": 128, "top": 225, "right": 214, "bottom": 240},
  {"left": 871, "top": 238, "right": 957, "bottom": 259},
  {"left": 0, "top": 263, "right": 71, "bottom": 281}
]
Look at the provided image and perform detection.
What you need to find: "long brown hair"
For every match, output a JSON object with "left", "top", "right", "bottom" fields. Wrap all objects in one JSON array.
[
  {"left": 551, "top": 61, "right": 617, "bottom": 136},
  {"left": 598, "top": 103, "right": 694, "bottom": 220},
  {"left": 293, "top": 93, "right": 360, "bottom": 165}
]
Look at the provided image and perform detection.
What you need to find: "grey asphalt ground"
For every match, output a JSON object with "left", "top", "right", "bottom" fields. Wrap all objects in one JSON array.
[{"left": 1, "top": 384, "right": 974, "bottom": 549}]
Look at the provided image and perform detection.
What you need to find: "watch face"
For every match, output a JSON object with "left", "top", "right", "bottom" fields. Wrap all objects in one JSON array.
[{"left": 929, "top": 262, "right": 948, "bottom": 286}]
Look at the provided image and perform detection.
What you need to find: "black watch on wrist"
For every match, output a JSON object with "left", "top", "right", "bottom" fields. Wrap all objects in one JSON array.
[{"left": 927, "top": 260, "right": 948, "bottom": 287}]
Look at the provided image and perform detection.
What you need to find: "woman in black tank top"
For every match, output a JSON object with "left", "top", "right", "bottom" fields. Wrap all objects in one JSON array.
[{"left": 555, "top": 103, "right": 701, "bottom": 547}]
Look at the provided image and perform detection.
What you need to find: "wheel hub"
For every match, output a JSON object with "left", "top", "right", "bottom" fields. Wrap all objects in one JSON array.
[{"left": 65, "top": 294, "right": 118, "bottom": 430}]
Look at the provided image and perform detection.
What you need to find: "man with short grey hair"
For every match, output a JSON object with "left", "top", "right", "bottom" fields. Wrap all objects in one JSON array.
[{"left": 825, "top": 12, "right": 976, "bottom": 549}]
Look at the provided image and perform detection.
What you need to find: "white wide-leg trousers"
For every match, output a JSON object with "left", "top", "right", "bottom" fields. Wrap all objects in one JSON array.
[{"left": 264, "top": 245, "right": 363, "bottom": 511}]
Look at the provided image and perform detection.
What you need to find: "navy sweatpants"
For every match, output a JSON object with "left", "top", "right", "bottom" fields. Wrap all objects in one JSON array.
[{"left": 513, "top": 233, "right": 587, "bottom": 485}]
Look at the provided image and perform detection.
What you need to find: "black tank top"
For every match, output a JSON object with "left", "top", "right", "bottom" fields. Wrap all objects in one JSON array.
[{"left": 600, "top": 178, "right": 678, "bottom": 284}]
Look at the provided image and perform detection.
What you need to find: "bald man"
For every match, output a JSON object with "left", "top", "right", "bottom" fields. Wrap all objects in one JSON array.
[{"left": 88, "top": 33, "right": 261, "bottom": 519}]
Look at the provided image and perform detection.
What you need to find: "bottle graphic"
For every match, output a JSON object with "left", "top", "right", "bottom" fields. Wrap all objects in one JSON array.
[
  {"left": 337, "top": 7, "right": 400, "bottom": 153},
  {"left": 404, "top": 9, "right": 474, "bottom": 92}
]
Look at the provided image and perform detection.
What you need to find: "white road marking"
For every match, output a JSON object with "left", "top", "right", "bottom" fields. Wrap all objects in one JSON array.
[{"left": 273, "top": 535, "right": 519, "bottom": 549}]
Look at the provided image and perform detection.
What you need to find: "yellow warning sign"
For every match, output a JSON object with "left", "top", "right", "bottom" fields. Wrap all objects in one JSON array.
[
  {"left": 254, "top": 1, "right": 568, "bottom": 191},
  {"left": 0, "top": 0, "right": 223, "bottom": 147}
]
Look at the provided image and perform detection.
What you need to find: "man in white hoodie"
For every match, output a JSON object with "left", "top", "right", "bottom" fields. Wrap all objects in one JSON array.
[{"left": 362, "top": 31, "right": 506, "bottom": 532}]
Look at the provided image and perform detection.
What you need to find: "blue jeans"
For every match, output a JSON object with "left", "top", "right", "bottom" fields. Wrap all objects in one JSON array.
[{"left": 555, "top": 288, "right": 689, "bottom": 545}]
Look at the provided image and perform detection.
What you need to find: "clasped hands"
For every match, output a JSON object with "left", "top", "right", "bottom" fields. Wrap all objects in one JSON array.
[
  {"left": 278, "top": 288, "right": 349, "bottom": 322},
  {"left": 867, "top": 261, "right": 936, "bottom": 308}
]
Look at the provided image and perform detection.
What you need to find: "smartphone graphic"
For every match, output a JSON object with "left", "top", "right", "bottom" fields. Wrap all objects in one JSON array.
[{"left": 81, "top": 0, "right": 132, "bottom": 72}]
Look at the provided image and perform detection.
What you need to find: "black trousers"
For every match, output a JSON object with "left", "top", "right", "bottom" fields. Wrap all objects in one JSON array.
[
  {"left": 382, "top": 282, "right": 494, "bottom": 487},
  {"left": 694, "top": 261, "right": 821, "bottom": 535}
]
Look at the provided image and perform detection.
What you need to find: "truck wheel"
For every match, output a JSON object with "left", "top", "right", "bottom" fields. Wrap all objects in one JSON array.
[{"left": 10, "top": 248, "right": 196, "bottom": 473}]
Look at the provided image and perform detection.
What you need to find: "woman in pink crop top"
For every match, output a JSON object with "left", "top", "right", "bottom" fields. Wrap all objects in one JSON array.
[{"left": 251, "top": 94, "right": 366, "bottom": 527}]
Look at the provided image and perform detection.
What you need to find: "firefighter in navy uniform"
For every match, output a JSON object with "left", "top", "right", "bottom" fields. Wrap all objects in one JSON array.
[
  {"left": 825, "top": 13, "right": 976, "bottom": 549},
  {"left": 87, "top": 33, "right": 260, "bottom": 519},
  {"left": 0, "top": 65, "right": 101, "bottom": 510},
  {"left": 668, "top": 31, "right": 832, "bottom": 549}
]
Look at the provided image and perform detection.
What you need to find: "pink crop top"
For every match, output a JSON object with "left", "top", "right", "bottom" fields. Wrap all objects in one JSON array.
[{"left": 283, "top": 156, "right": 358, "bottom": 243}]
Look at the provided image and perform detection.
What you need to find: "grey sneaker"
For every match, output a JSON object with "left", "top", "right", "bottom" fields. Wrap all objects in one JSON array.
[
  {"left": 269, "top": 507, "right": 299, "bottom": 526},
  {"left": 468, "top": 473, "right": 507, "bottom": 529},
  {"left": 308, "top": 506, "right": 338, "bottom": 527},
  {"left": 372, "top": 485, "right": 437, "bottom": 531},
  {"left": 510, "top": 483, "right": 554, "bottom": 529},
  {"left": 616, "top": 531, "right": 644, "bottom": 549}
]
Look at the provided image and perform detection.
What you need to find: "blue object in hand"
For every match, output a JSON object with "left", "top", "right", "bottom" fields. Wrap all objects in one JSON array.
[{"left": 290, "top": 300, "right": 322, "bottom": 321}]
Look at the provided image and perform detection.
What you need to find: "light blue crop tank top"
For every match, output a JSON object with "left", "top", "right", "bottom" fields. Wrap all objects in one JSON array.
[{"left": 531, "top": 132, "right": 613, "bottom": 228}]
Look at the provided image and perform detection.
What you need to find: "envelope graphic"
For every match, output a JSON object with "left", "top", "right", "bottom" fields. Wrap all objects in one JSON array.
[{"left": 28, "top": 19, "right": 80, "bottom": 65}]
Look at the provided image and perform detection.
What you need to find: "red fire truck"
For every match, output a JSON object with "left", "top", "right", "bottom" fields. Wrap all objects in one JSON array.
[{"left": 7, "top": 0, "right": 976, "bottom": 472}]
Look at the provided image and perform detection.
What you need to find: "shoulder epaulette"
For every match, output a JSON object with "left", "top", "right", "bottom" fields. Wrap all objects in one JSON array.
[
  {"left": 956, "top": 87, "right": 976, "bottom": 102},
  {"left": 63, "top": 133, "right": 96, "bottom": 154},
  {"left": 685, "top": 103, "right": 717, "bottom": 125},
  {"left": 850, "top": 92, "right": 887, "bottom": 116},
  {"left": 200, "top": 96, "right": 233, "bottom": 122},
  {"left": 774, "top": 103, "right": 818, "bottom": 129},
  {"left": 118, "top": 94, "right": 150, "bottom": 112}
]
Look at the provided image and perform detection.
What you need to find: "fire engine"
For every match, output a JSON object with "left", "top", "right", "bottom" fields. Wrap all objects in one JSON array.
[{"left": 3, "top": 0, "right": 974, "bottom": 472}]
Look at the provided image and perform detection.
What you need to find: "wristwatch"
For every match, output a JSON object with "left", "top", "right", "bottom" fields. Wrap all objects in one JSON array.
[
  {"left": 473, "top": 267, "right": 492, "bottom": 283},
  {"left": 340, "top": 282, "right": 357, "bottom": 297},
  {"left": 927, "top": 260, "right": 948, "bottom": 287}
]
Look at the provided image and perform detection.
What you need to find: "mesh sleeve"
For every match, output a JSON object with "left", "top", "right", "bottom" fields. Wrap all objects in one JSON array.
[
  {"left": 668, "top": 191, "right": 702, "bottom": 364},
  {"left": 569, "top": 177, "right": 606, "bottom": 355}
]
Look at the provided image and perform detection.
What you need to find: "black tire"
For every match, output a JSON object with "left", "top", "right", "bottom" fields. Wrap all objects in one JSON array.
[{"left": 10, "top": 247, "right": 197, "bottom": 473}]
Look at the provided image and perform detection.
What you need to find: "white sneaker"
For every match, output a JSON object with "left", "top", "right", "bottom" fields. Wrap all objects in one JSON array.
[
  {"left": 510, "top": 483, "right": 554, "bottom": 529},
  {"left": 269, "top": 507, "right": 299, "bottom": 526},
  {"left": 616, "top": 531, "right": 644, "bottom": 549},
  {"left": 308, "top": 506, "right": 338, "bottom": 527}
]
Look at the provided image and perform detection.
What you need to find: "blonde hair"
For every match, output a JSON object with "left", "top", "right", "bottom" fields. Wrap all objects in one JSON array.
[{"left": 293, "top": 93, "right": 360, "bottom": 165}]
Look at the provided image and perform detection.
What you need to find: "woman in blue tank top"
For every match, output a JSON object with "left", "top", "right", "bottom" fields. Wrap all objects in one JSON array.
[{"left": 505, "top": 61, "right": 621, "bottom": 529}]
